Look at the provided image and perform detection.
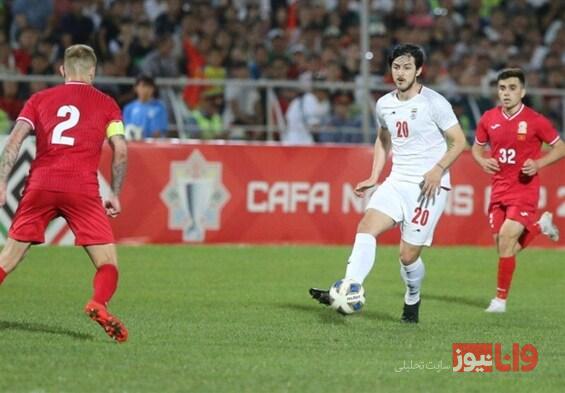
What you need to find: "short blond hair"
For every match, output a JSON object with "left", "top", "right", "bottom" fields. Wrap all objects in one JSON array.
[{"left": 64, "top": 44, "right": 97, "bottom": 76}]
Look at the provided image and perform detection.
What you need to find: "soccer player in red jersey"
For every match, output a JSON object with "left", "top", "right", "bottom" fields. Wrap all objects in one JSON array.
[
  {"left": 0, "top": 45, "right": 129, "bottom": 342},
  {"left": 472, "top": 68, "right": 565, "bottom": 313}
]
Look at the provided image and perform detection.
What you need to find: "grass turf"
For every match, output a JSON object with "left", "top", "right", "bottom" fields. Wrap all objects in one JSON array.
[{"left": 0, "top": 245, "right": 563, "bottom": 393}]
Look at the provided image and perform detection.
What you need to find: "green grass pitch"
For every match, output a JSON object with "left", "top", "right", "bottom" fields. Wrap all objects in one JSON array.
[{"left": 0, "top": 245, "right": 563, "bottom": 393}]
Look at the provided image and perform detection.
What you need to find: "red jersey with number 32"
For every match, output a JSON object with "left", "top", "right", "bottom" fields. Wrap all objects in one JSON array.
[
  {"left": 475, "top": 104, "right": 560, "bottom": 208},
  {"left": 16, "top": 82, "right": 122, "bottom": 196}
]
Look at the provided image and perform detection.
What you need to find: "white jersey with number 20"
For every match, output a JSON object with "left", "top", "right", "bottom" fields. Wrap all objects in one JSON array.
[{"left": 375, "top": 86, "right": 459, "bottom": 188}]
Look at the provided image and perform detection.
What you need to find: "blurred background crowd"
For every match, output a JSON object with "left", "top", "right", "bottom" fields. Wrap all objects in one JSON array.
[{"left": 0, "top": 0, "right": 563, "bottom": 143}]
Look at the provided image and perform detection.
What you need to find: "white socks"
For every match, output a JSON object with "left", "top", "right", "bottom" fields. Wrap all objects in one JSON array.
[
  {"left": 400, "top": 257, "right": 425, "bottom": 305},
  {"left": 345, "top": 233, "right": 376, "bottom": 284},
  {"left": 344, "top": 233, "right": 425, "bottom": 305}
]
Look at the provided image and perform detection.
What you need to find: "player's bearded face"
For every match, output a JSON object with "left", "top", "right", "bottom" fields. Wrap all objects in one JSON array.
[
  {"left": 391, "top": 55, "right": 420, "bottom": 92},
  {"left": 497, "top": 77, "right": 525, "bottom": 111}
]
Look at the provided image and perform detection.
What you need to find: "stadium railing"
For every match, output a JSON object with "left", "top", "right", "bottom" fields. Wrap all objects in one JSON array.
[{"left": 1, "top": 74, "right": 564, "bottom": 143}]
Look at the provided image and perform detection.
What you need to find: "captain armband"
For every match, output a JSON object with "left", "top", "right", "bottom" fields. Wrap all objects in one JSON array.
[{"left": 106, "top": 121, "right": 125, "bottom": 138}]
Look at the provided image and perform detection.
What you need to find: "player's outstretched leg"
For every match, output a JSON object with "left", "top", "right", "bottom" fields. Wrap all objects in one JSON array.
[
  {"left": 309, "top": 288, "right": 331, "bottom": 305},
  {"left": 85, "top": 300, "right": 128, "bottom": 342},
  {"left": 538, "top": 212, "right": 559, "bottom": 242}
]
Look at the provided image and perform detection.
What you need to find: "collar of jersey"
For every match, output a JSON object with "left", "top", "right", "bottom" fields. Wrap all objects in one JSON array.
[{"left": 500, "top": 103, "right": 524, "bottom": 121}]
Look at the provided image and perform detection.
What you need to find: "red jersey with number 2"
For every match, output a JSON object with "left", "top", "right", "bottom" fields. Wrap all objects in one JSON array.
[
  {"left": 16, "top": 82, "right": 122, "bottom": 196},
  {"left": 475, "top": 104, "right": 560, "bottom": 209}
]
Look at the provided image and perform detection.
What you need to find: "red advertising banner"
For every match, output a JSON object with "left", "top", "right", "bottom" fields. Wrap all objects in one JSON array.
[{"left": 99, "top": 142, "right": 565, "bottom": 247}]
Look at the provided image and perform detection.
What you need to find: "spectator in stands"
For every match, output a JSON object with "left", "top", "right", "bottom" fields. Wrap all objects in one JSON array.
[
  {"left": 129, "top": 21, "right": 155, "bottom": 70},
  {"left": 108, "top": 17, "right": 135, "bottom": 56},
  {"left": 282, "top": 75, "right": 330, "bottom": 144},
  {"left": 141, "top": 33, "right": 180, "bottom": 77},
  {"left": 0, "top": 41, "right": 16, "bottom": 73},
  {"left": 223, "top": 60, "right": 262, "bottom": 140},
  {"left": 58, "top": 0, "right": 95, "bottom": 45},
  {"left": 185, "top": 89, "right": 226, "bottom": 140},
  {"left": 203, "top": 46, "right": 226, "bottom": 96},
  {"left": 249, "top": 44, "right": 269, "bottom": 79},
  {"left": 155, "top": 0, "right": 184, "bottom": 36},
  {"left": 267, "top": 28, "right": 289, "bottom": 62},
  {"left": 10, "top": 0, "right": 53, "bottom": 33},
  {"left": 28, "top": 53, "right": 50, "bottom": 75},
  {"left": 0, "top": 80, "right": 24, "bottom": 121},
  {"left": 123, "top": 74, "right": 168, "bottom": 139},
  {"left": 13, "top": 27, "right": 39, "bottom": 74},
  {"left": 318, "top": 91, "right": 361, "bottom": 143}
]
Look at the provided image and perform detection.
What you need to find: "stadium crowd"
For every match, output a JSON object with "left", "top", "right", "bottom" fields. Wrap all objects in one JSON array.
[{"left": 0, "top": 0, "right": 563, "bottom": 142}]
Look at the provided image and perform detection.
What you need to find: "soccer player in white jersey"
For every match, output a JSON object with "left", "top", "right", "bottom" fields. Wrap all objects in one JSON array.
[{"left": 310, "top": 44, "right": 467, "bottom": 323}]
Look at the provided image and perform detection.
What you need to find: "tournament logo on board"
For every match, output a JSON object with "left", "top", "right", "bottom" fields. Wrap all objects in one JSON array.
[{"left": 160, "top": 149, "right": 230, "bottom": 241}]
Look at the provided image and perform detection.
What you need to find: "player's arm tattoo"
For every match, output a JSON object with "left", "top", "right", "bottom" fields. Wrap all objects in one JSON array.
[
  {"left": 109, "top": 135, "right": 128, "bottom": 195},
  {"left": 0, "top": 121, "right": 32, "bottom": 183}
]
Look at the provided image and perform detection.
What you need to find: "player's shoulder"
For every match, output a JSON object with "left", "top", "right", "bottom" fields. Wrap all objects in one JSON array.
[
  {"left": 375, "top": 90, "right": 396, "bottom": 108},
  {"left": 89, "top": 85, "right": 120, "bottom": 106},
  {"left": 480, "top": 106, "right": 501, "bottom": 120},
  {"left": 521, "top": 105, "right": 549, "bottom": 123},
  {"left": 28, "top": 84, "right": 64, "bottom": 102},
  {"left": 419, "top": 86, "right": 450, "bottom": 106}
]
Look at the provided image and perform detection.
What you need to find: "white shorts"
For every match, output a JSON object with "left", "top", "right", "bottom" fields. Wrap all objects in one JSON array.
[{"left": 367, "top": 179, "right": 448, "bottom": 246}]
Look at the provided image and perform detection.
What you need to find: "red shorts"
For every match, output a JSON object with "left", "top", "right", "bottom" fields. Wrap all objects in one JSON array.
[
  {"left": 9, "top": 189, "right": 114, "bottom": 246},
  {"left": 488, "top": 202, "right": 537, "bottom": 234}
]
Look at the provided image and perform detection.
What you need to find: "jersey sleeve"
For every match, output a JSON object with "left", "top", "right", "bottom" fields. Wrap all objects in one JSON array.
[
  {"left": 16, "top": 94, "right": 38, "bottom": 130},
  {"left": 429, "top": 94, "right": 459, "bottom": 131},
  {"left": 474, "top": 115, "right": 489, "bottom": 145},
  {"left": 105, "top": 97, "right": 124, "bottom": 138},
  {"left": 375, "top": 101, "right": 387, "bottom": 129},
  {"left": 536, "top": 114, "right": 560, "bottom": 145}
]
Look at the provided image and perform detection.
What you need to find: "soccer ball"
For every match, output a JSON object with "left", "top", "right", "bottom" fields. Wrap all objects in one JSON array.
[{"left": 329, "top": 278, "right": 365, "bottom": 315}]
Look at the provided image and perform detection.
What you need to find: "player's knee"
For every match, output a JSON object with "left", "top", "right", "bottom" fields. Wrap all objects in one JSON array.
[
  {"left": 85, "top": 244, "right": 118, "bottom": 267},
  {"left": 399, "top": 249, "right": 420, "bottom": 264},
  {"left": 497, "top": 232, "right": 516, "bottom": 249},
  {"left": 497, "top": 233, "right": 520, "bottom": 255}
]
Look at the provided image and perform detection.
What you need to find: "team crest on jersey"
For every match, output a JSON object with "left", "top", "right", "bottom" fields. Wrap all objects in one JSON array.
[
  {"left": 410, "top": 108, "right": 418, "bottom": 120},
  {"left": 517, "top": 121, "right": 528, "bottom": 141},
  {"left": 161, "top": 150, "right": 230, "bottom": 242}
]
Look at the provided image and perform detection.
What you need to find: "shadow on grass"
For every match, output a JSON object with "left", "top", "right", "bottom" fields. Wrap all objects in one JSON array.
[
  {"left": 0, "top": 319, "right": 94, "bottom": 341},
  {"left": 277, "top": 303, "right": 401, "bottom": 324},
  {"left": 276, "top": 303, "right": 348, "bottom": 325},
  {"left": 424, "top": 293, "right": 486, "bottom": 309},
  {"left": 362, "top": 309, "right": 399, "bottom": 323}
]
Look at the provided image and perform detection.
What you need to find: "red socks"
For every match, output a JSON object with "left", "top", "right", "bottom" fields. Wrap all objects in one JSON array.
[
  {"left": 496, "top": 256, "right": 516, "bottom": 300},
  {"left": 92, "top": 264, "right": 119, "bottom": 306},
  {"left": 518, "top": 222, "right": 542, "bottom": 249},
  {"left": 0, "top": 266, "right": 6, "bottom": 285}
]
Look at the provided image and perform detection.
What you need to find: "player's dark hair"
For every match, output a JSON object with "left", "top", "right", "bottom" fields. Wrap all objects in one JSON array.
[
  {"left": 496, "top": 68, "right": 525, "bottom": 86},
  {"left": 388, "top": 44, "right": 425, "bottom": 69}
]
